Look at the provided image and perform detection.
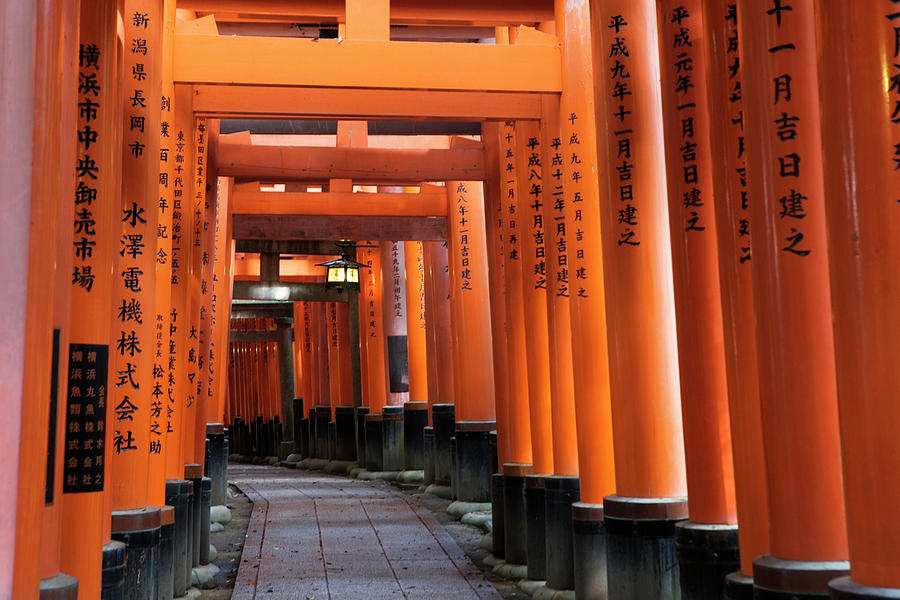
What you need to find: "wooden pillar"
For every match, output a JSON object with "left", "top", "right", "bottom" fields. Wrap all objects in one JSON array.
[
  {"left": 701, "top": 0, "right": 771, "bottom": 586},
  {"left": 209, "top": 177, "right": 234, "bottom": 424},
  {"left": 314, "top": 303, "right": 331, "bottom": 409},
  {"left": 380, "top": 241, "right": 409, "bottom": 407},
  {"left": 336, "top": 302, "right": 354, "bottom": 407},
  {"left": 515, "top": 120, "right": 554, "bottom": 476},
  {"left": 497, "top": 123, "right": 533, "bottom": 468},
  {"left": 423, "top": 242, "right": 455, "bottom": 421},
  {"left": 739, "top": 0, "right": 849, "bottom": 593},
  {"left": 404, "top": 241, "right": 428, "bottom": 404},
  {"left": 355, "top": 248, "right": 371, "bottom": 409},
  {"left": 820, "top": 2, "right": 900, "bottom": 594},
  {"left": 327, "top": 302, "right": 342, "bottom": 416},
  {"left": 361, "top": 245, "right": 387, "bottom": 410},
  {"left": 422, "top": 244, "right": 440, "bottom": 418}
]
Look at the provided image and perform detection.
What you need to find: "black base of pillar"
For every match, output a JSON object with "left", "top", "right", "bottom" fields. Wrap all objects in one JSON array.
[
  {"left": 307, "top": 408, "right": 316, "bottom": 458},
  {"left": 291, "top": 398, "right": 304, "bottom": 454},
  {"left": 355, "top": 406, "right": 369, "bottom": 467},
  {"left": 101, "top": 541, "right": 126, "bottom": 600},
  {"left": 200, "top": 477, "right": 212, "bottom": 565},
  {"left": 726, "top": 571, "right": 755, "bottom": 600},
  {"left": 525, "top": 475, "right": 547, "bottom": 581},
  {"left": 39, "top": 573, "right": 78, "bottom": 600},
  {"left": 573, "top": 503, "right": 607, "bottom": 600},
  {"left": 327, "top": 421, "right": 337, "bottom": 461},
  {"left": 157, "top": 507, "right": 175, "bottom": 600},
  {"left": 423, "top": 427, "right": 435, "bottom": 485},
  {"left": 365, "top": 414, "right": 384, "bottom": 472},
  {"left": 829, "top": 577, "right": 900, "bottom": 599},
  {"left": 502, "top": 464, "right": 533, "bottom": 566},
  {"left": 676, "top": 521, "right": 740, "bottom": 600},
  {"left": 382, "top": 406, "right": 405, "bottom": 471},
  {"left": 111, "top": 507, "right": 162, "bottom": 600},
  {"left": 455, "top": 422, "right": 494, "bottom": 502},
  {"left": 403, "top": 402, "right": 428, "bottom": 470},
  {"left": 492, "top": 472, "right": 506, "bottom": 559},
  {"left": 205, "top": 423, "right": 227, "bottom": 506},
  {"left": 298, "top": 418, "right": 310, "bottom": 460},
  {"left": 185, "top": 464, "right": 203, "bottom": 569},
  {"left": 545, "top": 475, "right": 579, "bottom": 590},
  {"left": 450, "top": 436, "right": 458, "bottom": 500},
  {"left": 165, "top": 479, "right": 190, "bottom": 597},
  {"left": 183, "top": 479, "right": 195, "bottom": 590},
  {"left": 314, "top": 406, "right": 331, "bottom": 459},
  {"left": 334, "top": 406, "right": 357, "bottom": 461},
  {"left": 604, "top": 495, "right": 688, "bottom": 600},
  {"left": 431, "top": 404, "right": 455, "bottom": 486},
  {"left": 753, "top": 555, "right": 850, "bottom": 600}
]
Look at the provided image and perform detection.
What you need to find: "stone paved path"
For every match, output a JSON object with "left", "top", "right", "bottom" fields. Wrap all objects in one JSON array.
[{"left": 229, "top": 465, "right": 503, "bottom": 600}]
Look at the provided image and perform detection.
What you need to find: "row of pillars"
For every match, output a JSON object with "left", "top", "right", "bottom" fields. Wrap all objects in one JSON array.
[{"left": 0, "top": 0, "right": 239, "bottom": 598}]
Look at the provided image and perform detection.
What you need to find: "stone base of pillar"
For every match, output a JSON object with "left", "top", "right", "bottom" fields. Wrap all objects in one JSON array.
[
  {"left": 503, "top": 464, "right": 533, "bottom": 566},
  {"left": 185, "top": 464, "right": 204, "bottom": 571},
  {"left": 545, "top": 475, "right": 579, "bottom": 591},
  {"left": 676, "top": 521, "right": 740, "bottom": 600},
  {"left": 334, "top": 406, "right": 357, "bottom": 461},
  {"left": 492, "top": 472, "right": 506, "bottom": 559},
  {"left": 183, "top": 479, "right": 196, "bottom": 590},
  {"left": 205, "top": 424, "right": 227, "bottom": 506},
  {"left": 573, "top": 502, "right": 607, "bottom": 600},
  {"left": 292, "top": 398, "right": 304, "bottom": 455},
  {"left": 431, "top": 403, "right": 455, "bottom": 487},
  {"left": 327, "top": 421, "right": 337, "bottom": 461},
  {"left": 313, "top": 406, "right": 331, "bottom": 458},
  {"left": 158, "top": 506, "right": 175, "bottom": 600},
  {"left": 355, "top": 407, "right": 369, "bottom": 468},
  {"left": 455, "top": 421, "right": 495, "bottom": 502},
  {"left": 164, "top": 480, "right": 190, "bottom": 597},
  {"left": 423, "top": 427, "right": 435, "bottom": 485},
  {"left": 726, "top": 571, "right": 755, "bottom": 600},
  {"left": 450, "top": 436, "right": 459, "bottom": 500},
  {"left": 403, "top": 401, "right": 428, "bottom": 470},
  {"left": 101, "top": 540, "right": 126, "bottom": 600},
  {"left": 525, "top": 475, "right": 547, "bottom": 581},
  {"left": 753, "top": 555, "right": 850, "bottom": 600},
  {"left": 39, "top": 573, "right": 79, "bottom": 600},
  {"left": 111, "top": 507, "right": 162, "bottom": 600},
  {"left": 604, "top": 495, "right": 688, "bottom": 600},
  {"left": 278, "top": 441, "right": 293, "bottom": 462},
  {"left": 297, "top": 417, "right": 310, "bottom": 460},
  {"left": 829, "top": 577, "right": 900, "bottom": 599},
  {"left": 199, "top": 478, "right": 212, "bottom": 565},
  {"left": 365, "top": 414, "right": 385, "bottom": 472},
  {"left": 382, "top": 406, "right": 405, "bottom": 471}
]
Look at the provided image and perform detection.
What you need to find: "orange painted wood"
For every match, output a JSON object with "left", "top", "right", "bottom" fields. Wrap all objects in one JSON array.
[
  {"left": 173, "top": 35, "right": 561, "bottom": 92},
  {"left": 231, "top": 214, "right": 447, "bottom": 242},
  {"left": 361, "top": 245, "right": 388, "bottom": 410},
  {"left": 515, "top": 120, "right": 554, "bottom": 476},
  {"left": 592, "top": 0, "right": 686, "bottom": 500},
  {"left": 739, "top": 0, "right": 847, "bottom": 562},
  {"left": 423, "top": 242, "right": 455, "bottom": 418},
  {"left": 215, "top": 144, "right": 485, "bottom": 182},
  {"left": 657, "top": 0, "right": 736, "bottom": 525},
  {"left": 327, "top": 302, "right": 342, "bottom": 416},
  {"left": 381, "top": 241, "right": 409, "bottom": 407},
  {"left": 210, "top": 179, "right": 235, "bottom": 424},
  {"left": 538, "top": 95, "right": 578, "bottom": 477},
  {"left": 404, "top": 241, "right": 429, "bottom": 404},
  {"left": 702, "top": 0, "right": 770, "bottom": 576},
  {"left": 231, "top": 190, "right": 448, "bottom": 217},
  {"left": 820, "top": 2, "right": 900, "bottom": 586},
  {"left": 446, "top": 178, "right": 496, "bottom": 424},
  {"left": 190, "top": 84, "right": 547, "bottom": 121},
  {"left": 555, "top": 0, "right": 616, "bottom": 503},
  {"left": 345, "top": 0, "right": 389, "bottom": 41}
]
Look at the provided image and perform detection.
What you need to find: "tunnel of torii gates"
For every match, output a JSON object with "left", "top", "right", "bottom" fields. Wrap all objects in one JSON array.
[{"left": 1, "top": 0, "right": 899, "bottom": 599}]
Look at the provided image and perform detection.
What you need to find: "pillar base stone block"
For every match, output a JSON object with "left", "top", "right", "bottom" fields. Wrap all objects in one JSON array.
[
  {"left": 403, "top": 401, "right": 428, "bottom": 470},
  {"left": 455, "top": 421, "right": 495, "bottom": 502},
  {"left": 525, "top": 475, "right": 548, "bottom": 582},
  {"left": 101, "top": 540, "right": 126, "bottom": 600},
  {"left": 676, "top": 521, "right": 740, "bottom": 600},
  {"left": 382, "top": 406, "right": 405, "bottom": 471},
  {"left": 313, "top": 406, "right": 331, "bottom": 458},
  {"left": 829, "top": 577, "right": 900, "bottom": 599},
  {"left": 491, "top": 472, "right": 506, "bottom": 559},
  {"left": 450, "top": 436, "right": 459, "bottom": 500},
  {"left": 603, "top": 495, "right": 688, "bottom": 600},
  {"left": 544, "top": 475, "right": 579, "bottom": 591},
  {"left": 158, "top": 506, "right": 176, "bottom": 600},
  {"left": 365, "top": 413, "right": 385, "bottom": 472},
  {"left": 573, "top": 502, "right": 607, "bottom": 600},
  {"left": 726, "top": 571, "right": 755, "bottom": 600},
  {"left": 334, "top": 406, "right": 357, "bottom": 461},
  {"left": 503, "top": 463, "right": 533, "bottom": 566},
  {"left": 354, "top": 407, "right": 369, "bottom": 467},
  {"left": 431, "top": 403, "right": 455, "bottom": 486},
  {"left": 39, "top": 573, "right": 78, "bottom": 600},
  {"left": 111, "top": 506, "right": 162, "bottom": 600},
  {"left": 199, "top": 478, "right": 212, "bottom": 565},
  {"left": 423, "top": 427, "right": 436, "bottom": 485},
  {"left": 165, "top": 479, "right": 191, "bottom": 597},
  {"left": 753, "top": 555, "right": 850, "bottom": 600},
  {"left": 205, "top": 423, "right": 228, "bottom": 506}
]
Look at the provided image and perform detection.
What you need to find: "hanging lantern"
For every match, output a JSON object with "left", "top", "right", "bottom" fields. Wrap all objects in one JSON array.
[{"left": 317, "top": 256, "right": 365, "bottom": 291}]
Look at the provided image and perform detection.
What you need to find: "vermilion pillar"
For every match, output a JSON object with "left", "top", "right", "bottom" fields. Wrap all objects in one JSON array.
[
  {"left": 446, "top": 178, "right": 496, "bottom": 503},
  {"left": 657, "top": 2, "right": 739, "bottom": 596},
  {"left": 702, "top": 0, "right": 771, "bottom": 594},
  {"left": 361, "top": 245, "right": 387, "bottom": 410},
  {"left": 327, "top": 302, "right": 342, "bottom": 416},
  {"left": 820, "top": 2, "right": 900, "bottom": 598},
  {"left": 591, "top": 0, "right": 688, "bottom": 598},
  {"left": 424, "top": 242, "right": 455, "bottom": 413},
  {"left": 404, "top": 241, "right": 428, "bottom": 404},
  {"left": 421, "top": 243, "right": 440, "bottom": 417},
  {"left": 739, "top": 0, "right": 849, "bottom": 596},
  {"left": 381, "top": 241, "right": 409, "bottom": 407}
]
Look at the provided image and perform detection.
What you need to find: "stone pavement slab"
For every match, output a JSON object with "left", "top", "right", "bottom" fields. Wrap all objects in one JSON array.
[{"left": 229, "top": 465, "right": 503, "bottom": 600}]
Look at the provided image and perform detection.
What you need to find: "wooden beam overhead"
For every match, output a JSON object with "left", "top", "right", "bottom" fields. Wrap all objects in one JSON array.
[
  {"left": 215, "top": 144, "right": 485, "bottom": 182},
  {"left": 232, "top": 214, "right": 447, "bottom": 241},
  {"left": 232, "top": 190, "right": 447, "bottom": 217},
  {"left": 234, "top": 239, "right": 345, "bottom": 255},
  {"left": 177, "top": 0, "right": 555, "bottom": 26},
  {"left": 174, "top": 35, "right": 560, "bottom": 92},
  {"left": 232, "top": 280, "right": 353, "bottom": 302},
  {"left": 189, "top": 84, "right": 547, "bottom": 121}
]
